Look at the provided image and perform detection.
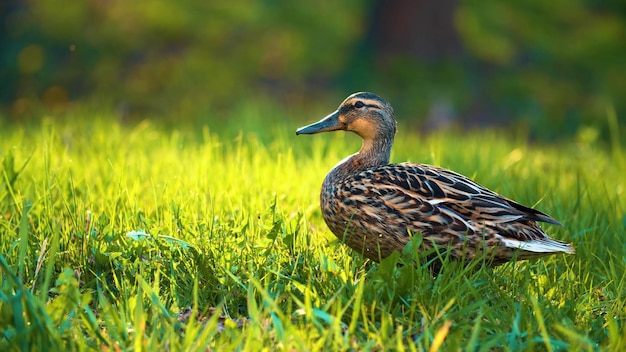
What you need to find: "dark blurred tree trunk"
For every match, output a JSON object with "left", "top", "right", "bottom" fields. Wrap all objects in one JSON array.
[
  {"left": 0, "top": 0, "right": 15, "bottom": 106},
  {"left": 369, "top": 0, "right": 462, "bottom": 61},
  {"left": 347, "top": 0, "right": 495, "bottom": 129}
]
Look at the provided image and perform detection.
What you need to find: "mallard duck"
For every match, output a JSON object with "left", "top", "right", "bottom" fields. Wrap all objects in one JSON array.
[{"left": 296, "top": 92, "right": 574, "bottom": 266}]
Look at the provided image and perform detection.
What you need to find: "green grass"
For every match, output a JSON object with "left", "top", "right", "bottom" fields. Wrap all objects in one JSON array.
[{"left": 1, "top": 109, "right": 625, "bottom": 351}]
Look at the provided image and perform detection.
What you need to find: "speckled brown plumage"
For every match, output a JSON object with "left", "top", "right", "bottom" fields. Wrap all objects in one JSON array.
[{"left": 296, "top": 92, "right": 574, "bottom": 266}]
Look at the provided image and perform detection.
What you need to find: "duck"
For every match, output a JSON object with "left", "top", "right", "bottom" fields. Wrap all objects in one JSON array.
[{"left": 296, "top": 92, "right": 574, "bottom": 267}]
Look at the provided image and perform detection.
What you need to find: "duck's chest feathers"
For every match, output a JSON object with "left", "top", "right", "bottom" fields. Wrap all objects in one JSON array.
[
  {"left": 320, "top": 155, "right": 371, "bottom": 223},
  {"left": 319, "top": 163, "right": 410, "bottom": 260}
]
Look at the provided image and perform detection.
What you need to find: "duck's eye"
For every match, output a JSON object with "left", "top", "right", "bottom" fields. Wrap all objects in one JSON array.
[{"left": 354, "top": 101, "right": 365, "bottom": 108}]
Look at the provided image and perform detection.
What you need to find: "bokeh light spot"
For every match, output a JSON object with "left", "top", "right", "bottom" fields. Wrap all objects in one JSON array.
[
  {"left": 42, "top": 86, "right": 69, "bottom": 113},
  {"left": 17, "top": 45, "right": 45, "bottom": 74},
  {"left": 12, "top": 98, "right": 34, "bottom": 117}
]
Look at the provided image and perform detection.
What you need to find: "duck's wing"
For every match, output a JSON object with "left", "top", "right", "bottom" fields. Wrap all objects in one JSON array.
[
  {"left": 383, "top": 163, "right": 563, "bottom": 226},
  {"left": 336, "top": 163, "right": 573, "bottom": 257}
]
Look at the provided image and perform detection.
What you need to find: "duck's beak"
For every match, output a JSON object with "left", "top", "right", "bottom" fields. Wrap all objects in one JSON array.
[{"left": 296, "top": 110, "right": 344, "bottom": 135}]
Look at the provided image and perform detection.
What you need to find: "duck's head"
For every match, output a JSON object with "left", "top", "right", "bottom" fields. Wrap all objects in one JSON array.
[{"left": 296, "top": 92, "right": 397, "bottom": 143}]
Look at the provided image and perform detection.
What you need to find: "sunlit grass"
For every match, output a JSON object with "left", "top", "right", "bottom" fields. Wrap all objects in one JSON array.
[{"left": 1, "top": 110, "right": 624, "bottom": 350}]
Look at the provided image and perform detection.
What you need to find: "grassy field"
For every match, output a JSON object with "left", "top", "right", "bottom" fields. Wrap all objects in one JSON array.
[{"left": 1, "top": 108, "right": 625, "bottom": 351}]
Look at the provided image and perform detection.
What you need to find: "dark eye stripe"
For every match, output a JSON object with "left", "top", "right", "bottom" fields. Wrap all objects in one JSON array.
[
  {"left": 352, "top": 102, "right": 381, "bottom": 109},
  {"left": 342, "top": 98, "right": 383, "bottom": 111}
]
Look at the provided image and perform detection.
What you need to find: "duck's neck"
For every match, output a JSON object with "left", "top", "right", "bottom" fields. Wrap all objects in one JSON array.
[{"left": 326, "top": 136, "right": 393, "bottom": 182}]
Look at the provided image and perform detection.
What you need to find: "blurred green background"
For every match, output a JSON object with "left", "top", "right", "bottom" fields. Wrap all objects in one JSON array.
[{"left": 2, "top": 0, "right": 625, "bottom": 140}]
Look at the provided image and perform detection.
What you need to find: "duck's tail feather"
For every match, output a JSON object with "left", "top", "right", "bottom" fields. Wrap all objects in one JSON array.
[{"left": 500, "top": 237, "right": 575, "bottom": 254}]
